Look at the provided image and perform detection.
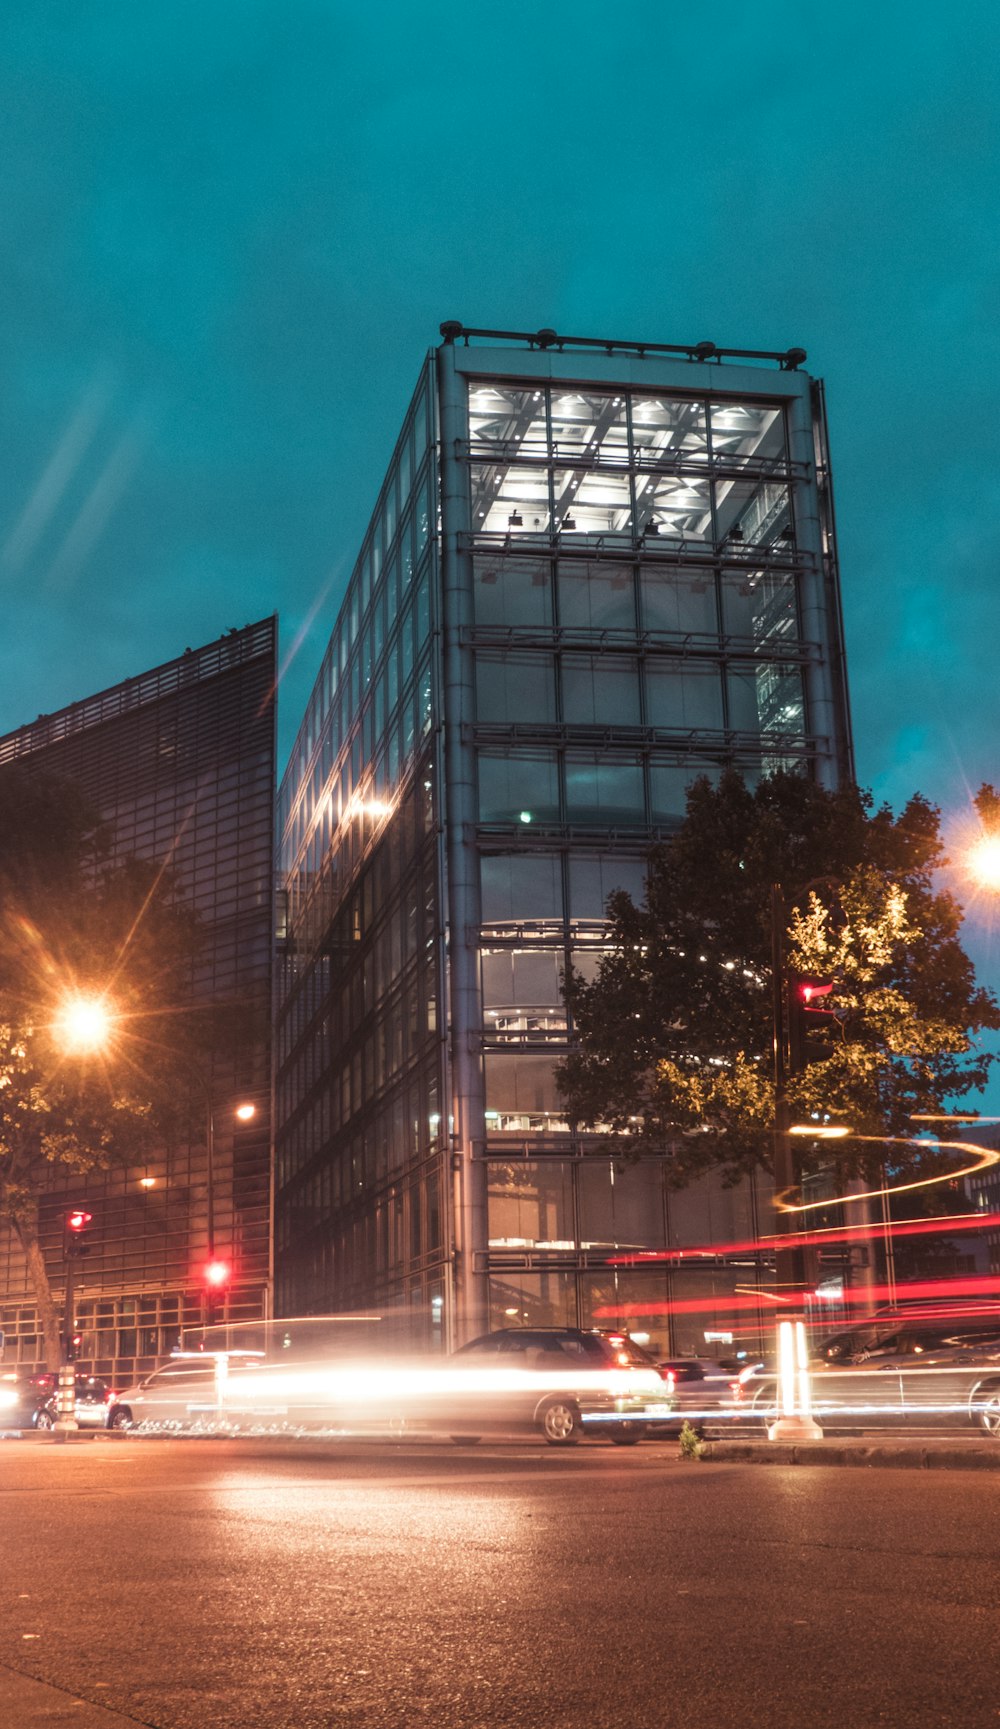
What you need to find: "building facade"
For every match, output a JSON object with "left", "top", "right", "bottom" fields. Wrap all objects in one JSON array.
[
  {"left": 275, "top": 325, "right": 853, "bottom": 1356},
  {"left": 0, "top": 619, "right": 276, "bottom": 1377}
]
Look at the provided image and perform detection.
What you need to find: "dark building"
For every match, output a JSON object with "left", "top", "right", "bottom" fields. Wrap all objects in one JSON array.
[
  {"left": 0, "top": 619, "right": 276, "bottom": 1378},
  {"left": 274, "top": 325, "right": 854, "bottom": 1356}
]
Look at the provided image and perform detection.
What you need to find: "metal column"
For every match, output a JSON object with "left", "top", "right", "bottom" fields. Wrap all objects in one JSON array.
[{"left": 436, "top": 335, "right": 489, "bottom": 1343}]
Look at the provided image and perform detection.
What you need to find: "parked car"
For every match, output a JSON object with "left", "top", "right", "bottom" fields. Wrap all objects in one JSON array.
[
  {"left": 739, "top": 1324, "right": 1000, "bottom": 1436},
  {"left": 448, "top": 1328, "right": 675, "bottom": 1445},
  {"left": 0, "top": 1371, "right": 113, "bottom": 1430}
]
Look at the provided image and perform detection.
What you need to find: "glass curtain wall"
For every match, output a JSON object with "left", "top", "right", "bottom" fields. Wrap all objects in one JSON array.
[
  {"left": 0, "top": 622, "right": 276, "bottom": 1380},
  {"left": 467, "top": 375, "right": 814, "bottom": 1354},
  {"left": 275, "top": 362, "right": 448, "bottom": 1337}
]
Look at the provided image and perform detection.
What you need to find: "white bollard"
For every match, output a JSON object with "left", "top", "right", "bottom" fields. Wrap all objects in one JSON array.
[{"left": 767, "top": 1319, "right": 823, "bottom": 1441}]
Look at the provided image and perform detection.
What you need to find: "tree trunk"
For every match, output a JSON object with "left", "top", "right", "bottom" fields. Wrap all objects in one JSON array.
[{"left": 8, "top": 1201, "right": 62, "bottom": 1370}]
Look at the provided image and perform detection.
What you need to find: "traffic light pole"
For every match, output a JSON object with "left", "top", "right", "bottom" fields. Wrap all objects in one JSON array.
[
  {"left": 770, "top": 886, "right": 799, "bottom": 1297},
  {"left": 769, "top": 883, "right": 822, "bottom": 1441},
  {"left": 53, "top": 1237, "right": 79, "bottom": 1440}
]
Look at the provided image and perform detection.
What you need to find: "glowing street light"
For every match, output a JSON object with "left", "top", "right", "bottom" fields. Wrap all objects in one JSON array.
[
  {"left": 56, "top": 994, "right": 113, "bottom": 1054},
  {"left": 967, "top": 833, "right": 1000, "bottom": 892}
]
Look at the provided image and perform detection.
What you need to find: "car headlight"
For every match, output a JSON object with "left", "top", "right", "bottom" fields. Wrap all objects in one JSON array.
[{"left": 0, "top": 1388, "right": 21, "bottom": 1410}]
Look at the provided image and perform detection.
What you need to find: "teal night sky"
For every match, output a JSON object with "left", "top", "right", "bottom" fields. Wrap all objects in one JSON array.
[{"left": 2, "top": 3, "right": 999, "bottom": 1072}]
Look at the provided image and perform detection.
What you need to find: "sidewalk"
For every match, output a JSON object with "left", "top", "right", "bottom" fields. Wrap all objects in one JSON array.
[{"left": 701, "top": 1434, "right": 1000, "bottom": 1470}]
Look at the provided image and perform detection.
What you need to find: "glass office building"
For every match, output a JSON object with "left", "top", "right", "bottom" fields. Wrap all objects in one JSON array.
[
  {"left": 0, "top": 620, "right": 276, "bottom": 1377},
  {"left": 275, "top": 325, "right": 853, "bottom": 1355}
]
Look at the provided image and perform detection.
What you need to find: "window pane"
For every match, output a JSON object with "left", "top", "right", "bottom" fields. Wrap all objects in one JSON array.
[
  {"left": 552, "top": 467, "right": 631, "bottom": 537},
  {"left": 564, "top": 755, "right": 644, "bottom": 824},
  {"left": 561, "top": 655, "right": 640, "bottom": 726},
  {"left": 481, "top": 949, "right": 567, "bottom": 1041},
  {"left": 488, "top": 1270, "right": 576, "bottom": 1329},
  {"left": 557, "top": 560, "right": 635, "bottom": 629},
  {"left": 488, "top": 1161, "right": 576, "bottom": 1249},
  {"left": 579, "top": 1159, "right": 666, "bottom": 1251},
  {"left": 468, "top": 384, "right": 548, "bottom": 457},
  {"left": 639, "top": 472, "right": 713, "bottom": 543},
  {"left": 567, "top": 853, "right": 647, "bottom": 921},
  {"left": 481, "top": 854, "right": 563, "bottom": 923},
  {"left": 728, "top": 664, "right": 805, "bottom": 735},
  {"left": 709, "top": 400, "right": 786, "bottom": 465},
  {"left": 640, "top": 569, "right": 716, "bottom": 635},
  {"left": 476, "top": 654, "right": 556, "bottom": 724},
  {"left": 478, "top": 754, "right": 559, "bottom": 824},
  {"left": 631, "top": 395, "right": 708, "bottom": 458},
  {"left": 472, "top": 463, "right": 550, "bottom": 534},
  {"left": 473, "top": 554, "right": 552, "bottom": 627},
  {"left": 721, "top": 569, "right": 798, "bottom": 643},
  {"left": 549, "top": 390, "right": 629, "bottom": 465},
  {"left": 649, "top": 760, "right": 715, "bottom": 826},
  {"left": 715, "top": 476, "right": 791, "bottom": 547},
  {"left": 646, "top": 662, "right": 723, "bottom": 730},
  {"left": 579, "top": 1268, "right": 676, "bottom": 1356},
  {"left": 484, "top": 1054, "right": 569, "bottom": 1132}
]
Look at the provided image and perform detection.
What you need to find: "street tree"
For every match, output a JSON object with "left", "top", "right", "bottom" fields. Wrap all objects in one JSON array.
[
  {"left": 0, "top": 767, "right": 210, "bottom": 1367},
  {"left": 556, "top": 769, "right": 1000, "bottom": 1189}
]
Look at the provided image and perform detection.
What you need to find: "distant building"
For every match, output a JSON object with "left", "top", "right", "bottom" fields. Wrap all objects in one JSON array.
[
  {"left": 0, "top": 619, "right": 276, "bottom": 1377},
  {"left": 274, "top": 324, "right": 853, "bottom": 1355}
]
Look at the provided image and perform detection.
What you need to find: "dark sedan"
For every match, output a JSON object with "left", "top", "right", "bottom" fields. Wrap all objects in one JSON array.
[
  {"left": 0, "top": 1370, "right": 112, "bottom": 1431},
  {"left": 741, "top": 1323, "right": 1000, "bottom": 1435}
]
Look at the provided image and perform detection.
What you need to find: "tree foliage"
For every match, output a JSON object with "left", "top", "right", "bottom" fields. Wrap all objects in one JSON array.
[
  {"left": 556, "top": 770, "right": 1000, "bottom": 1188},
  {"left": 0, "top": 767, "right": 213, "bottom": 1365}
]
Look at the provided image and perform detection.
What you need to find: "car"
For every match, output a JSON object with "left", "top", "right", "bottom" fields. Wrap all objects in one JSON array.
[
  {"left": 0, "top": 1370, "right": 113, "bottom": 1430},
  {"left": 738, "top": 1323, "right": 1000, "bottom": 1436},
  {"left": 816, "top": 1307, "right": 1000, "bottom": 1365},
  {"left": 35, "top": 1375, "right": 114, "bottom": 1430},
  {"left": 106, "top": 1353, "right": 266, "bottom": 1431},
  {"left": 448, "top": 1328, "right": 675, "bottom": 1445},
  {"left": 654, "top": 1357, "right": 755, "bottom": 1432}
]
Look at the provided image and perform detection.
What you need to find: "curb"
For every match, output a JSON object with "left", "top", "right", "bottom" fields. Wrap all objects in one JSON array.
[{"left": 701, "top": 1439, "right": 1000, "bottom": 1470}]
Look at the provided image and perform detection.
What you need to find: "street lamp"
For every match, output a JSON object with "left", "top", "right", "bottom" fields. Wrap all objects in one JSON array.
[
  {"left": 51, "top": 994, "right": 113, "bottom": 1439},
  {"left": 55, "top": 994, "right": 113, "bottom": 1054},
  {"left": 967, "top": 834, "right": 1000, "bottom": 893}
]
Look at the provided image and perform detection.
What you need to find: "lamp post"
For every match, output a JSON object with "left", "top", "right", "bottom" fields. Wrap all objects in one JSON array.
[{"left": 52, "top": 994, "right": 114, "bottom": 1440}]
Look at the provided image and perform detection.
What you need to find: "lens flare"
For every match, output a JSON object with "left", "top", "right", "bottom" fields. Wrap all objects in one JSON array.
[
  {"left": 968, "top": 833, "right": 1000, "bottom": 891},
  {"left": 56, "top": 995, "right": 113, "bottom": 1053}
]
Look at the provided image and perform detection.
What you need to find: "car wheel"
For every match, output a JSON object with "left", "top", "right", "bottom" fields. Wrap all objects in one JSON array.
[
  {"left": 34, "top": 1409, "right": 54, "bottom": 1431},
  {"left": 610, "top": 1422, "right": 647, "bottom": 1446},
  {"left": 538, "top": 1398, "right": 582, "bottom": 1446},
  {"left": 108, "top": 1407, "right": 133, "bottom": 1432},
  {"left": 751, "top": 1385, "right": 779, "bottom": 1432},
  {"left": 975, "top": 1382, "right": 1000, "bottom": 1437},
  {"left": 449, "top": 1435, "right": 482, "bottom": 1445}
]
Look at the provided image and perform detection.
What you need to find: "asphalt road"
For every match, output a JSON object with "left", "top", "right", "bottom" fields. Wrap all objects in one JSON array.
[{"left": 2, "top": 1434, "right": 999, "bottom": 1729}]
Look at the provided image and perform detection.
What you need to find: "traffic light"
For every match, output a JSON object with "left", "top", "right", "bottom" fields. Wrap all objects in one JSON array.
[
  {"left": 204, "top": 1259, "right": 231, "bottom": 1291},
  {"left": 64, "top": 1209, "right": 93, "bottom": 1257},
  {"left": 787, "top": 977, "right": 839, "bottom": 1073}
]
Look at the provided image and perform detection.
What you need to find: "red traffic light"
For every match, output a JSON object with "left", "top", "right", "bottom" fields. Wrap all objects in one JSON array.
[
  {"left": 797, "top": 981, "right": 834, "bottom": 1007},
  {"left": 204, "top": 1259, "right": 231, "bottom": 1289},
  {"left": 66, "top": 1209, "right": 93, "bottom": 1233}
]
